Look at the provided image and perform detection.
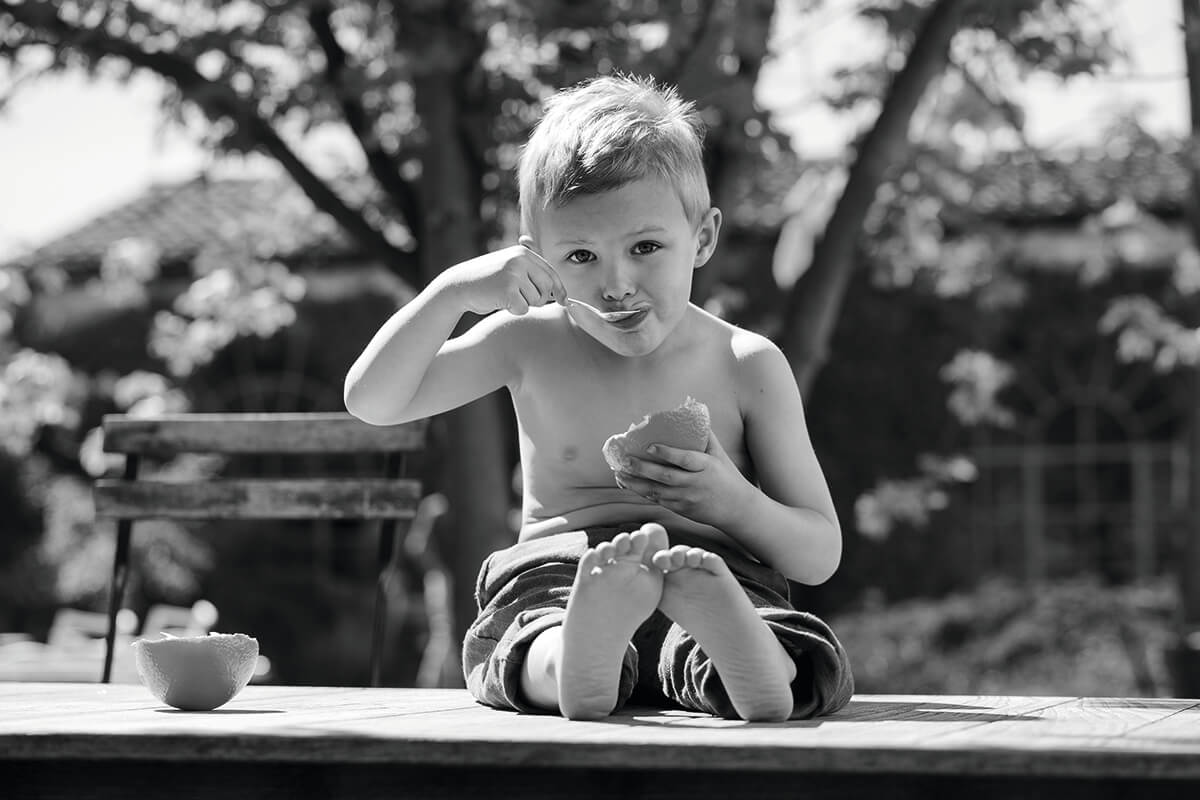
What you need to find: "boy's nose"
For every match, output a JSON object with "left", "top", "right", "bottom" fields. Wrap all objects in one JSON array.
[{"left": 601, "top": 259, "right": 637, "bottom": 301}]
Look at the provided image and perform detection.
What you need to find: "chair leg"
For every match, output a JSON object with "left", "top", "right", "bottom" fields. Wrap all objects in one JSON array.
[
  {"left": 102, "top": 520, "right": 133, "bottom": 683},
  {"left": 371, "top": 519, "right": 401, "bottom": 688},
  {"left": 102, "top": 454, "right": 139, "bottom": 684},
  {"left": 370, "top": 453, "right": 404, "bottom": 687}
]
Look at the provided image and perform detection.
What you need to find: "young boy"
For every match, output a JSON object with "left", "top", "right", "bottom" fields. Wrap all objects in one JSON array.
[{"left": 344, "top": 74, "right": 853, "bottom": 722}]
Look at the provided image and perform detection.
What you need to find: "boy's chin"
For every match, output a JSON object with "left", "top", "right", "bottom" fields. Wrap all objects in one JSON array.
[{"left": 587, "top": 329, "right": 666, "bottom": 358}]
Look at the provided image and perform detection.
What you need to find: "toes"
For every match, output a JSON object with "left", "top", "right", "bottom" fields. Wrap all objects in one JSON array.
[
  {"left": 579, "top": 547, "right": 604, "bottom": 576},
  {"left": 610, "top": 531, "right": 634, "bottom": 556},
  {"left": 630, "top": 525, "right": 668, "bottom": 566},
  {"left": 650, "top": 549, "right": 675, "bottom": 572},
  {"left": 650, "top": 545, "right": 728, "bottom": 575},
  {"left": 636, "top": 523, "right": 670, "bottom": 553},
  {"left": 594, "top": 542, "right": 616, "bottom": 563},
  {"left": 699, "top": 551, "right": 727, "bottom": 575},
  {"left": 684, "top": 547, "right": 707, "bottom": 569},
  {"left": 655, "top": 545, "right": 691, "bottom": 572}
]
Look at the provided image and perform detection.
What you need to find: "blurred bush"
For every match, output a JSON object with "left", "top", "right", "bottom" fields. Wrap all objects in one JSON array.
[{"left": 832, "top": 575, "right": 1177, "bottom": 696}]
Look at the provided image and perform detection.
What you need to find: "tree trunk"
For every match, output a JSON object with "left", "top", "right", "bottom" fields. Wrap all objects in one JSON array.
[
  {"left": 409, "top": 16, "right": 513, "bottom": 681},
  {"left": 776, "top": 0, "right": 968, "bottom": 396},
  {"left": 685, "top": 0, "right": 779, "bottom": 304},
  {"left": 1171, "top": 0, "right": 1200, "bottom": 698}
]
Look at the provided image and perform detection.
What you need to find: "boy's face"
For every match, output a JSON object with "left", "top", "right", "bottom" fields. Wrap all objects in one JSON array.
[{"left": 531, "top": 177, "right": 720, "bottom": 358}]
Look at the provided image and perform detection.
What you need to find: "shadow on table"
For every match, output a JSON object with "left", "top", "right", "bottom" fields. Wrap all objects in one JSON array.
[{"left": 606, "top": 699, "right": 1048, "bottom": 728}]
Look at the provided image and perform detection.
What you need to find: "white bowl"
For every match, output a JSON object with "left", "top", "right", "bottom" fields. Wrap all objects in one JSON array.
[{"left": 132, "top": 632, "right": 259, "bottom": 711}]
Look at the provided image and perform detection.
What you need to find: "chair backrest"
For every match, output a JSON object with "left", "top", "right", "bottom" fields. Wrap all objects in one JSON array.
[
  {"left": 92, "top": 411, "right": 429, "bottom": 686},
  {"left": 94, "top": 412, "right": 427, "bottom": 521}
]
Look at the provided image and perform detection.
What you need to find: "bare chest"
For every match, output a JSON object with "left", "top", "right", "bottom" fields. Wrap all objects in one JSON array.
[{"left": 512, "top": 349, "right": 749, "bottom": 485}]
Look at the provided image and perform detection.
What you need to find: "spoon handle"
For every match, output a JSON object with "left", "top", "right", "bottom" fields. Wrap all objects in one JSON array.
[{"left": 564, "top": 297, "right": 608, "bottom": 315}]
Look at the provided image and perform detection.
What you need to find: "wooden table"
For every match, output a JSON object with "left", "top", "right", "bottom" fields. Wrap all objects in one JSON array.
[{"left": 2, "top": 683, "right": 1198, "bottom": 799}]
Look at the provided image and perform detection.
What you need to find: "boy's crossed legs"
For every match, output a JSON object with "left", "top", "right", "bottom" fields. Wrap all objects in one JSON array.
[{"left": 519, "top": 523, "right": 798, "bottom": 721}]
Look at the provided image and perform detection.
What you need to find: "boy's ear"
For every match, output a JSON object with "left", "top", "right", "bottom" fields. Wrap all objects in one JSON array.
[{"left": 693, "top": 207, "right": 722, "bottom": 269}]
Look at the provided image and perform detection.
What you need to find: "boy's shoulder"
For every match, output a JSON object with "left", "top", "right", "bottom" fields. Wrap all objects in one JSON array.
[
  {"left": 688, "top": 304, "right": 785, "bottom": 363},
  {"left": 686, "top": 306, "right": 794, "bottom": 399}
]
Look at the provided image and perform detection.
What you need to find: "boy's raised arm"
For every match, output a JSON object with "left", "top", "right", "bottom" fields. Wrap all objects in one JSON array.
[{"left": 343, "top": 245, "right": 566, "bottom": 426}]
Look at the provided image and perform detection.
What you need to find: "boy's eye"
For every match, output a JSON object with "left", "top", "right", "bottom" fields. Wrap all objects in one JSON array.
[
  {"left": 566, "top": 250, "right": 595, "bottom": 264},
  {"left": 632, "top": 241, "right": 662, "bottom": 256}
]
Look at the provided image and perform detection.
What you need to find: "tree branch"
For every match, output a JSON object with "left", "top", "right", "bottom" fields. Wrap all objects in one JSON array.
[
  {"left": 650, "top": 0, "right": 723, "bottom": 89},
  {"left": 1, "top": 0, "right": 420, "bottom": 288},
  {"left": 778, "top": 0, "right": 969, "bottom": 395},
  {"left": 307, "top": 2, "right": 423, "bottom": 242}
]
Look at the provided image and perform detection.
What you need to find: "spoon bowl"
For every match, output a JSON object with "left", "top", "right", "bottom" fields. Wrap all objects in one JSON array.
[{"left": 566, "top": 298, "right": 642, "bottom": 321}]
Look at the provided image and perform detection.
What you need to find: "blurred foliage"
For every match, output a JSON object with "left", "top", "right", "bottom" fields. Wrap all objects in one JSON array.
[
  {"left": 0, "top": 348, "right": 85, "bottom": 456},
  {"left": 150, "top": 257, "right": 308, "bottom": 377},
  {"left": 834, "top": 575, "right": 1176, "bottom": 696},
  {"left": 855, "top": 454, "right": 977, "bottom": 541}
]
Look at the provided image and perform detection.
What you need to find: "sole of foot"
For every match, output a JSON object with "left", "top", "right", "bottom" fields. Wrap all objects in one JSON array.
[
  {"left": 653, "top": 545, "right": 796, "bottom": 722},
  {"left": 557, "top": 524, "right": 670, "bottom": 720}
]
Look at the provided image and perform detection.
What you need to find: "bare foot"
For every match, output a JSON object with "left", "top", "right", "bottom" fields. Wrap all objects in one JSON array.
[
  {"left": 654, "top": 546, "right": 797, "bottom": 721},
  {"left": 558, "top": 523, "right": 670, "bottom": 719}
]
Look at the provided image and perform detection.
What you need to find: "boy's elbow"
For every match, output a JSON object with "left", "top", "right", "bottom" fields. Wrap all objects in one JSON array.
[
  {"left": 343, "top": 380, "right": 389, "bottom": 426},
  {"left": 789, "top": 523, "right": 841, "bottom": 585},
  {"left": 343, "top": 378, "right": 366, "bottom": 419},
  {"left": 791, "top": 554, "right": 839, "bottom": 586},
  {"left": 807, "top": 551, "right": 841, "bottom": 586}
]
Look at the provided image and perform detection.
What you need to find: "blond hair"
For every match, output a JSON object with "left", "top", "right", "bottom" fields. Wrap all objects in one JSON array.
[{"left": 518, "top": 74, "right": 710, "bottom": 235}]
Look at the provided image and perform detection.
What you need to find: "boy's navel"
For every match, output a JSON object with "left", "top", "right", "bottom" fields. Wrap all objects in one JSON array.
[{"left": 562, "top": 445, "right": 579, "bottom": 462}]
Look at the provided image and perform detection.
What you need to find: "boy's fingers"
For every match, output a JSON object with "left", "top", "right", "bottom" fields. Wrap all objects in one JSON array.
[
  {"left": 614, "top": 471, "right": 661, "bottom": 499},
  {"left": 647, "top": 444, "right": 704, "bottom": 472},
  {"left": 516, "top": 242, "right": 569, "bottom": 305},
  {"left": 550, "top": 274, "right": 568, "bottom": 305},
  {"left": 521, "top": 279, "right": 558, "bottom": 308},
  {"left": 621, "top": 457, "right": 678, "bottom": 486},
  {"left": 507, "top": 293, "right": 531, "bottom": 315},
  {"left": 518, "top": 284, "right": 541, "bottom": 308},
  {"left": 527, "top": 271, "right": 560, "bottom": 305},
  {"left": 534, "top": 264, "right": 568, "bottom": 306}
]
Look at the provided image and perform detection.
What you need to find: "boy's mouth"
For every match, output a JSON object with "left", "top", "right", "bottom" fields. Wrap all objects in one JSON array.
[{"left": 602, "top": 308, "right": 649, "bottom": 328}]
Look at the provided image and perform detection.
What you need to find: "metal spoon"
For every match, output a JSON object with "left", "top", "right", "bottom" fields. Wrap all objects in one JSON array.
[{"left": 519, "top": 245, "right": 643, "bottom": 321}]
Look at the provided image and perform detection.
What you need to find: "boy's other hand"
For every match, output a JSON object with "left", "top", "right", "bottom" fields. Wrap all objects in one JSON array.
[
  {"left": 613, "top": 430, "right": 752, "bottom": 530},
  {"left": 442, "top": 245, "right": 568, "bottom": 316}
]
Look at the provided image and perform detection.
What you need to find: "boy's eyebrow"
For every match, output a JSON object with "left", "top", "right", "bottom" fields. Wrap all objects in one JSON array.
[{"left": 552, "top": 226, "right": 669, "bottom": 246}]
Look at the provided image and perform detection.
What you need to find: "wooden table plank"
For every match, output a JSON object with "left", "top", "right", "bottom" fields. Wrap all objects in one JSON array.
[
  {"left": 1126, "top": 701, "right": 1200, "bottom": 744},
  {"left": 2, "top": 683, "right": 1198, "bottom": 782},
  {"left": 933, "top": 697, "right": 1195, "bottom": 738},
  {"left": 928, "top": 696, "right": 1200, "bottom": 755},
  {"left": 0, "top": 686, "right": 477, "bottom": 733}
]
